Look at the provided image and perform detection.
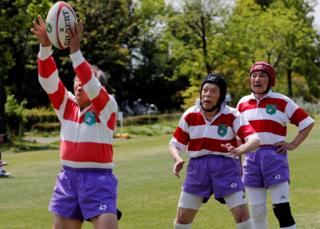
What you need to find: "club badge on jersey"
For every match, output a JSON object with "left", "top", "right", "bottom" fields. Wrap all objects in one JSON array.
[
  {"left": 266, "top": 104, "right": 277, "bottom": 115},
  {"left": 218, "top": 124, "right": 228, "bottom": 137},
  {"left": 84, "top": 111, "right": 96, "bottom": 126}
]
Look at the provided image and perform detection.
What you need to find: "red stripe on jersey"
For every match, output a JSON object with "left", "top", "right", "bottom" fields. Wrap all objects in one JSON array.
[
  {"left": 92, "top": 89, "right": 110, "bottom": 112},
  {"left": 173, "top": 127, "right": 190, "bottom": 145},
  {"left": 250, "top": 119, "right": 286, "bottom": 136},
  {"left": 290, "top": 108, "right": 308, "bottom": 126},
  {"left": 74, "top": 61, "right": 92, "bottom": 85},
  {"left": 185, "top": 112, "right": 205, "bottom": 126},
  {"left": 238, "top": 99, "right": 256, "bottom": 112},
  {"left": 212, "top": 113, "right": 235, "bottom": 126},
  {"left": 38, "top": 57, "right": 57, "bottom": 78},
  {"left": 238, "top": 98, "right": 287, "bottom": 112},
  {"left": 237, "top": 124, "right": 255, "bottom": 142},
  {"left": 63, "top": 99, "right": 81, "bottom": 122},
  {"left": 188, "top": 138, "right": 238, "bottom": 152},
  {"left": 107, "top": 112, "right": 116, "bottom": 130},
  {"left": 61, "top": 140, "right": 113, "bottom": 163},
  {"left": 259, "top": 98, "right": 287, "bottom": 112},
  {"left": 48, "top": 81, "right": 66, "bottom": 109},
  {"left": 63, "top": 100, "right": 101, "bottom": 124}
]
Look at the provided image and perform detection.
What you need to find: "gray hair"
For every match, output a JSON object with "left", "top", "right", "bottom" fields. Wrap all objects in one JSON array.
[{"left": 91, "top": 65, "right": 109, "bottom": 89}]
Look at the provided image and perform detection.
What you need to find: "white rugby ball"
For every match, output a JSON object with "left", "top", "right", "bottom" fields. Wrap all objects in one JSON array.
[{"left": 45, "top": 1, "right": 77, "bottom": 49}]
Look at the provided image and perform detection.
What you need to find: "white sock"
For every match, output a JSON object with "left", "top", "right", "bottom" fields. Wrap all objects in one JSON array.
[
  {"left": 250, "top": 203, "right": 267, "bottom": 229},
  {"left": 174, "top": 222, "right": 192, "bottom": 229},
  {"left": 237, "top": 218, "right": 253, "bottom": 229},
  {"left": 281, "top": 225, "right": 296, "bottom": 229}
]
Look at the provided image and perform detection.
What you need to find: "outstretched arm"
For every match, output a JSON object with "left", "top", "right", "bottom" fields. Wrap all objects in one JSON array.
[
  {"left": 31, "top": 15, "right": 68, "bottom": 119},
  {"left": 68, "top": 22, "right": 114, "bottom": 115}
]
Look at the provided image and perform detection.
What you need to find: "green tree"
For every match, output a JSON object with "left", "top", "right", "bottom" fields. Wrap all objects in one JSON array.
[
  {"left": 164, "top": 0, "right": 229, "bottom": 107},
  {"left": 224, "top": 0, "right": 320, "bottom": 101},
  {"left": 68, "top": 0, "right": 139, "bottom": 102},
  {"left": 0, "top": 0, "right": 51, "bottom": 136}
]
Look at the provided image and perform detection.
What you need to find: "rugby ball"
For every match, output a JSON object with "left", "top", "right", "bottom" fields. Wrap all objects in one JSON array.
[{"left": 45, "top": 1, "right": 77, "bottom": 49}]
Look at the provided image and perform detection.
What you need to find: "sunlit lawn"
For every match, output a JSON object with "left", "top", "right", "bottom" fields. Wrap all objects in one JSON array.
[{"left": 0, "top": 117, "right": 319, "bottom": 228}]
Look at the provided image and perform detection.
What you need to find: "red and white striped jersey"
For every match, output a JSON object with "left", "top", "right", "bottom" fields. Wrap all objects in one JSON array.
[
  {"left": 38, "top": 46, "right": 118, "bottom": 169},
  {"left": 237, "top": 91, "right": 314, "bottom": 146},
  {"left": 169, "top": 103, "right": 258, "bottom": 158}
]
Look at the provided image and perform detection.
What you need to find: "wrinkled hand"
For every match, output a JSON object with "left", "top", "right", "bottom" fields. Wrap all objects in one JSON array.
[
  {"left": 69, "top": 21, "right": 83, "bottom": 54},
  {"left": 221, "top": 143, "right": 242, "bottom": 157},
  {"left": 30, "top": 15, "right": 51, "bottom": 47},
  {"left": 173, "top": 160, "right": 185, "bottom": 178},
  {"left": 274, "top": 141, "right": 295, "bottom": 154}
]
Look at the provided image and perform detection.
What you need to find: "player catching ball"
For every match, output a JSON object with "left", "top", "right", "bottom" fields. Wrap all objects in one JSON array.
[
  {"left": 237, "top": 61, "right": 314, "bottom": 229},
  {"left": 31, "top": 15, "right": 120, "bottom": 229},
  {"left": 169, "top": 73, "right": 260, "bottom": 229}
]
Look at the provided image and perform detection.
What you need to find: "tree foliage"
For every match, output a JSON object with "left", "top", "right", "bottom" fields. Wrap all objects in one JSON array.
[{"left": 224, "top": 0, "right": 320, "bottom": 101}]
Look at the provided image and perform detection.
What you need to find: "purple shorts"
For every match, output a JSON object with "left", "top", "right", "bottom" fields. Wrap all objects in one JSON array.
[
  {"left": 49, "top": 166, "right": 118, "bottom": 221},
  {"left": 242, "top": 146, "right": 289, "bottom": 188},
  {"left": 183, "top": 155, "right": 244, "bottom": 201}
]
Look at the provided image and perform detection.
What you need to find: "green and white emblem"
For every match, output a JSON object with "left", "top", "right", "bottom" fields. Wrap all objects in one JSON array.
[
  {"left": 84, "top": 111, "right": 96, "bottom": 126},
  {"left": 46, "top": 23, "right": 52, "bottom": 33},
  {"left": 266, "top": 104, "right": 277, "bottom": 115},
  {"left": 217, "top": 124, "right": 228, "bottom": 137}
]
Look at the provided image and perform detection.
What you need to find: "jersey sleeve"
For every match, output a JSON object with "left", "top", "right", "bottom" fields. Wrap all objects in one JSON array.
[
  {"left": 169, "top": 113, "right": 190, "bottom": 152},
  {"left": 233, "top": 111, "right": 258, "bottom": 143},
  {"left": 285, "top": 98, "right": 314, "bottom": 131},
  {"left": 69, "top": 50, "right": 118, "bottom": 129},
  {"left": 37, "top": 45, "right": 70, "bottom": 121}
]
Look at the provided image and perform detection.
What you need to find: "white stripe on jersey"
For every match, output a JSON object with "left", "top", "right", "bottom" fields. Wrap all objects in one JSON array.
[
  {"left": 61, "top": 160, "right": 114, "bottom": 169},
  {"left": 83, "top": 76, "right": 102, "bottom": 99},
  {"left": 38, "top": 70, "right": 59, "bottom": 94},
  {"left": 169, "top": 138, "right": 187, "bottom": 152},
  {"left": 60, "top": 120, "right": 113, "bottom": 144},
  {"left": 189, "top": 125, "right": 236, "bottom": 141},
  {"left": 299, "top": 116, "right": 314, "bottom": 130},
  {"left": 70, "top": 50, "right": 85, "bottom": 68},
  {"left": 255, "top": 132, "right": 285, "bottom": 145},
  {"left": 188, "top": 149, "right": 234, "bottom": 158},
  {"left": 38, "top": 45, "right": 51, "bottom": 60},
  {"left": 242, "top": 108, "right": 288, "bottom": 126}
]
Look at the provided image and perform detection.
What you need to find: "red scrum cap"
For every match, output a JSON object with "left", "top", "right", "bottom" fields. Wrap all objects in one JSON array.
[{"left": 250, "top": 61, "right": 276, "bottom": 87}]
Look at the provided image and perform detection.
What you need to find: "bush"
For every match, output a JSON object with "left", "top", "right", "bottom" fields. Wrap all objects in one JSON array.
[
  {"left": 31, "top": 122, "right": 60, "bottom": 132},
  {"left": 116, "top": 113, "right": 181, "bottom": 136},
  {"left": 293, "top": 97, "right": 320, "bottom": 116},
  {"left": 5, "top": 93, "right": 27, "bottom": 138},
  {"left": 123, "top": 113, "right": 181, "bottom": 126},
  {"left": 124, "top": 115, "right": 159, "bottom": 125},
  {"left": 23, "top": 107, "right": 57, "bottom": 130}
]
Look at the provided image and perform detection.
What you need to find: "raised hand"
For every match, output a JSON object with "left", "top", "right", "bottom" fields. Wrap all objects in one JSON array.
[
  {"left": 30, "top": 15, "right": 51, "bottom": 47},
  {"left": 69, "top": 21, "right": 83, "bottom": 54}
]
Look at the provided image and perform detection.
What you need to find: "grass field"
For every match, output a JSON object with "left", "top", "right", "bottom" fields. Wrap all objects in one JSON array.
[{"left": 0, "top": 119, "right": 319, "bottom": 228}]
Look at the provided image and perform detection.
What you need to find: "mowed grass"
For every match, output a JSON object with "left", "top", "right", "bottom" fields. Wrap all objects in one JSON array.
[{"left": 0, "top": 118, "right": 319, "bottom": 228}]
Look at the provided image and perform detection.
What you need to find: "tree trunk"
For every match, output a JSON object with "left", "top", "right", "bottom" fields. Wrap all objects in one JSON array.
[{"left": 200, "top": 16, "right": 211, "bottom": 74}]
